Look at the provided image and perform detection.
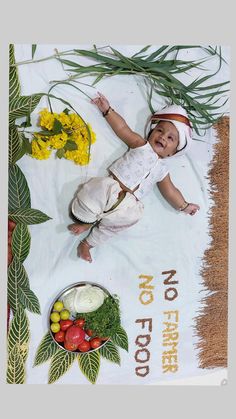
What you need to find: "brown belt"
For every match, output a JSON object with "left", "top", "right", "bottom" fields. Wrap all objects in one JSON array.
[{"left": 104, "top": 190, "right": 127, "bottom": 213}]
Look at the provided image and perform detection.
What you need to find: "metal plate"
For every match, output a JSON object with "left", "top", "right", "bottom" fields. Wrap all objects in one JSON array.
[{"left": 48, "top": 281, "right": 111, "bottom": 353}]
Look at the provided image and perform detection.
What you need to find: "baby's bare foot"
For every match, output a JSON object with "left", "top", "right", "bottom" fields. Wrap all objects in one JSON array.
[
  {"left": 68, "top": 223, "right": 91, "bottom": 235},
  {"left": 77, "top": 240, "right": 93, "bottom": 263}
]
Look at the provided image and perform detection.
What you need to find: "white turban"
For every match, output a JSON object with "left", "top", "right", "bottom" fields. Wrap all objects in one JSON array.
[{"left": 145, "top": 104, "right": 192, "bottom": 156}]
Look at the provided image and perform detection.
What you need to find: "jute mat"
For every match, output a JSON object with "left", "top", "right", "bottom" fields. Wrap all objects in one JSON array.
[{"left": 194, "top": 116, "right": 229, "bottom": 368}]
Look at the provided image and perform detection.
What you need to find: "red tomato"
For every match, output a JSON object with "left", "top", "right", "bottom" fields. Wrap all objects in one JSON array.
[
  {"left": 85, "top": 329, "right": 94, "bottom": 337},
  {"left": 64, "top": 340, "right": 78, "bottom": 351},
  {"left": 78, "top": 340, "right": 91, "bottom": 352},
  {"left": 74, "top": 319, "right": 85, "bottom": 328},
  {"left": 54, "top": 330, "right": 65, "bottom": 343},
  {"left": 65, "top": 325, "right": 85, "bottom": 346},
  {"left": 60, "top": 319, "right": 73, "bottom": 331},
  {"left": 90, "top": 337, "right": 102, "bottom": 349}
]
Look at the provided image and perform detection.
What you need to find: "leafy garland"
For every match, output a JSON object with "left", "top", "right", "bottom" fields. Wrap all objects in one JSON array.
[
  {"left": 7, "top": 45, "right": 51, "bottom": 383},
  {"left": 34, "top": 326, "right": 128, "bottom": 384}
]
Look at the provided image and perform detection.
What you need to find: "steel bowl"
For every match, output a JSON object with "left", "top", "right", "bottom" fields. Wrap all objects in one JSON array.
[{"left": 48, "top": 281, "right": 111, "bottom": 353}]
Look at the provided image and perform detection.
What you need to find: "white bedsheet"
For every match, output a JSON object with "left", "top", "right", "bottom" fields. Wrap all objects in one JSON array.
[{"left": 14, "top": 44, "right": 229, "bottom": 384}]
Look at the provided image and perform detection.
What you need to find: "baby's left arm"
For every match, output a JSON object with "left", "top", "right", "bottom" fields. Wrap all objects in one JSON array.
[{"left": 157, "top": 174, "right": 200, "bottom": 216}]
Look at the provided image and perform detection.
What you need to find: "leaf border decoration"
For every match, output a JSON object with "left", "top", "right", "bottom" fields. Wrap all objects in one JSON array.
[
  {"left": 99, "top": 340, "right": 121, "bottom": 365},
  {"left": 48, "top": 350, "right": 77, "bottom": 384},
  {"left": 8, "top": 208, "right": 52, "bottom": 224},
  {"left": 9, "top": 126, "right": 24, "bottom": 165},
  {"left": 33, "top": 332, "right": 59, "bottom": 367},
  {"left": 9, "top": 45, "right": 21, "bottom": 102},
  {"left": 8, "top": 305, "right": 30, "bottom": 362},
  {"left": 9, "top": 94, "right": 43, "bottom": 125},
  {"left": 7, "top": 344, "right": 25, "bottom": 384},
  {"left": 8, "top": 164, "right": 31, "bottom": 211},
  {"left": 78, "top": 350, "right": 101, "bottom": 384},
  {"left": 18, "top": 285, "right": 41, "bottom": 314},
  {"left": 7, "top": 45, "right": 51, "bottom": 386},
  {"left": 110, "top": 326, "right": 129, "bottom": 352},
  {"left": 8, "top": 256, "right": 30, "bottom": 312},
  {"left": 11, "top": 223, "right": 31, "bottom": 263}
]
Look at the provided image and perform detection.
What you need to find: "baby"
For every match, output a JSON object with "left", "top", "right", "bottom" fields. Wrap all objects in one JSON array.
[{"left": 68, "top": 92, "right": 200, "bottom": 262}]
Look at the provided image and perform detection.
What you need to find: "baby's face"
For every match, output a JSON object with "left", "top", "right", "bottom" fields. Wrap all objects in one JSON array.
[{"left": 148, "top": 121, "right": 179, "bottom": 158}]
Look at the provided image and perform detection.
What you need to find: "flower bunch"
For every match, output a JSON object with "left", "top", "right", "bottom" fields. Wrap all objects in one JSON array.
[{"left": 29, "top": 108, "right": 96, "bottom": 165}]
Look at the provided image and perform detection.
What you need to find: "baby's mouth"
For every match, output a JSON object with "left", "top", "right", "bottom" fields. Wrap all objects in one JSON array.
[{"left": 156, "top": 141, "right": 164, "bottom": 148}]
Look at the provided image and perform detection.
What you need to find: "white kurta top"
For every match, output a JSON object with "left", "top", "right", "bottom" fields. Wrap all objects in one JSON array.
[{"left": 109, "top": 142, "right": 169, "bottom": 200}]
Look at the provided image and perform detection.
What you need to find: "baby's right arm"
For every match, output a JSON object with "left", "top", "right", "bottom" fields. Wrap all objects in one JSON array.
[{"left": 91, "top": 92, "right": 145, "bottom": 149}]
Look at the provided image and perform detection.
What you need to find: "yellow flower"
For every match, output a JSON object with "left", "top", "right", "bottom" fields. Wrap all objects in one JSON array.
[
  {"left": 64, "top": 148, "right": 90, "bottom": 165},
  {"left": 31, "top": 139, "right": 51, "bottom": 160},
  {"left": 87, "top": 123, "right": 96, "bottom": 144},
  {"left": 57, "top": 112, "right": 72, "bottom": 128},
  {"left": 39, "top": 109, "right": 55, "bottom": 131},
  {"left": 50, "top": 131, "right": 68, "bottom": 149},
  {"left": 32, "top": 109, "right": 96, "bottom": 165},
  {"left": 69, "top": 113, "right": 84, "bottom": 129}
]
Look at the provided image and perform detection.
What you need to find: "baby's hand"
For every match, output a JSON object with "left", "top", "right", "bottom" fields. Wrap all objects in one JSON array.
[
  {"left": 91, "top": 92, "right": 110, "bottom": 113},
  {"left": 183, "top": 203, "right": 200, "bottom": 216}
]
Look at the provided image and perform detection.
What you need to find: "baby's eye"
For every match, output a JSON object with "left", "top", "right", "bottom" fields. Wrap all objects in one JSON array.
[{"left": 168, "top": 136, "right": 173, "bottom": 141}]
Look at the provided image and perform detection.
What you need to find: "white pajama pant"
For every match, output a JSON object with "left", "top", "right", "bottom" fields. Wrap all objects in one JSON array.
[{"left": 71, "top": 177, "right": 144, "bottom": 247}]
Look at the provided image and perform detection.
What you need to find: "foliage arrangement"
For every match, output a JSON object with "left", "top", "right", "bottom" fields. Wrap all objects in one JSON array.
[
  {"left": 34, "top": 299, "right": 128, "bottom": 384},
  {"left": 45, "top": 45, "right": 229, "bottom": 134},
  {"left": 25, "top": 108, "right": 96, "bottom": 165},
  {"left": 13, "top": 45, "right": 229, "bottom": 135},
  {"left": 7, "top": 45, "right": 51, "bottom": 383},
  {"left": 60, "top": 45, "right": 229, "bottom": 133}
]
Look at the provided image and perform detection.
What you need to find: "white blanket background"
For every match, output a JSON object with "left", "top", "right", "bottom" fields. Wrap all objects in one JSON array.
[{"left": 14, "top": 45, "right": 229, "bottom": 384}]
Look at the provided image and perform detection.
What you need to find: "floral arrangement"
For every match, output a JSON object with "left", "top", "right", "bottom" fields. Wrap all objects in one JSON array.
[{"left": 29, "top": 108, "right": 96, "bottom": 165}]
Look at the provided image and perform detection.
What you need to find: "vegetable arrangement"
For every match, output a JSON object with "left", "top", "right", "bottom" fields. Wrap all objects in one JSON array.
[
  {"left": 49, "top": 293, "right": 112, "bottom": 353},
  {"left": 34, "top": 283, "right": 128, "bottom": 384}
]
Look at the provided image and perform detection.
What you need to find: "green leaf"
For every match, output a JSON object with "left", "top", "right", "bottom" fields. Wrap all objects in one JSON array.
[
  {"left": 48, "top": 350, "right": 77, "bottom": 384},
  {"left": 9, "top": 126, "right": 25, "bottom": 165},
  {"left": 78, "top": 350, "right": 100, "bottom": 384},
  {"left": 9, "top": 45, "right": 21, "bottom": 102},
  {"left": 56, "top": 148, "right": 65, "bottom": 159},
  {"left": 110, "top": 326, "right": 129, "bottom": 352},
  {"left": 34, "top": 332, "right": 59, "bottom": 366},
  {"left": 64, "top": 140, "right": 78, "bottom": 151},
  {"left": 7, "top": 344, "right": 25, "bottom": 384},
  {"left": 18, "top": 285, "right": 41, "bottom": 314},
  {"left": 8, "top": 208, "right": 52, "bottom": 224},
  {"left": 11, "top": 223, "right": 31, "bottom": 262},
  {"left": 8, "top": 164, "right": 31, "bottom": 211},
  {"left": 32, "top": 44, "right": 37, "bottom": 59},
  {"left": 99, "top": 340, "right": 121, "bottom": 365},
  {"left": 8, "top": 305, "right": 30, "bottom": 362},
  {"left": 9, "top": 94, "right": 43, "bottom": 125},
  {"left": 53, "top": 118, "right": 63, "bottom": 133},
  {"left": 8, "top": 256, "right": 30, "bottom": 312},
  {"left": 92, "top": 73, "right": 105, "bottom": 85},
  {"left": 22, "top": 136, "right": 33, "bottom": 154},
  {"left": 131, "top": 45, "right": 151, "bottom": 58}
]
